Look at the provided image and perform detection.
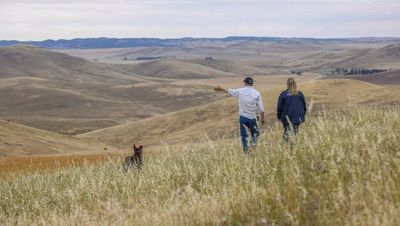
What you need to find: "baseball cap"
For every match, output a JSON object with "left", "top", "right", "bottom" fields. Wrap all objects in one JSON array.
[{"left": 243, "top": 76, "right": 254, "bottom": 85}]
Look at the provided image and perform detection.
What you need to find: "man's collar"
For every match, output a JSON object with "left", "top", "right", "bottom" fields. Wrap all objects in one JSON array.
[{"left": 244, "top": 85, "right": 254, "bottom": 88}]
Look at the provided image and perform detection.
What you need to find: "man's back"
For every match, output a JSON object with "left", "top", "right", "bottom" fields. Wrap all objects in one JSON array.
[
  {"left": 213, "top": 77, "right": 265, "bottom": 153},
  {"left": 228, "top": 86, "right": 264, "bottom": 119}
]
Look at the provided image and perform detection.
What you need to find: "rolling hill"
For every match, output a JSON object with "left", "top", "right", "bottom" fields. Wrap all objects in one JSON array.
[
  {"left": 2, "top": 42, "right": 400, "bottom": 153},
  {"left": 0, "top": 46, "right": 227, "bottom": 133},
  {"left": 0, "top": 120, "right": 114, "bottom": 157},
  {"left": 306, "top": 43, "right": 400, "bottom": 72},
  {"left": 3, "top": 36, "right": 400, "bottom": 49},
  {"left": 78, "top": 79, "right": 400, "bottom": 149},
  {"left": 350, "top": 69, "right": 400, "bottom": 85},
  {"left": 122, "top": 58, "right": 237, "bottom": 79},
  {"left": 337, "top": 43, "right": 400, "bottom": 69},
  {"left": 0, "top": 45, "right": 139, "bottom": 82},
  {"left": 55, "top": 39, "right": 400, "bottom": 77},
  {"left": 186, "top": 58, "right": 270, "bottom": 75}
]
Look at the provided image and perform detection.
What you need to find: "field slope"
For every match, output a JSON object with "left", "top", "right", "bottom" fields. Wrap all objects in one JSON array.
[
  {"left": 306, "top": 43, "right": 400, "bottom": 72},
  {"left": 78, "top": 79, "right": 400, "bottom": 148},
  {"left": 350, "top": 69, "right": 400, "bottom": 85},
  {"left": 0, "top": 120, "right": 114, "bottom": 157},
  {"left": 0, "top": 46, "right": 227, "bottom": 133},
  {"left": 121, "top": 58, "right": 238, "bottom": 79}
]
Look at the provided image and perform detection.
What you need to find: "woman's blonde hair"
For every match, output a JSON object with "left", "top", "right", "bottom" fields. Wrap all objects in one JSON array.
[{"left": 287, "top": 78, "right": 299, "bottom": 95}]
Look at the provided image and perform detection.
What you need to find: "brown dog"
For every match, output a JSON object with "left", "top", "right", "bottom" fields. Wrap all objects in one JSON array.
[{"left": 123, "top": 144, "right": 143, "bottom": 171}]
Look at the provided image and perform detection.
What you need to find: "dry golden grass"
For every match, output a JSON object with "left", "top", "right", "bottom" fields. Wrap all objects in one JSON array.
[
  {"left": 1, "top": 106, "right": 399, "bottom": 225},
  {"left": 0, "top": 147, "right": 162, "bottom": 176},
  {"left": 0, "top": 154, "right": 120, "bottom": 177}
]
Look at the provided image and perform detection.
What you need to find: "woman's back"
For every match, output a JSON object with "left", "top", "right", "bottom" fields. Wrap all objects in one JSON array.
[{"left": 277, "top": 90, "right": 307, "bottom": 125}]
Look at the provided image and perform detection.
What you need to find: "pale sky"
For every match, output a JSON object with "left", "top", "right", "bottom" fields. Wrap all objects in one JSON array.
[{"left": 0, "top": 0, "right": 399, "bottom": 41}]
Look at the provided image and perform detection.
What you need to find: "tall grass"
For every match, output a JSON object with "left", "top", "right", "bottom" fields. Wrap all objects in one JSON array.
[{"left": 1, "top": 106, "right": 399, "bottom": 225}]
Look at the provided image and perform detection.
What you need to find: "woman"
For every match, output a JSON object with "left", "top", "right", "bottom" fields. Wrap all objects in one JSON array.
[{"left": 277, "top": 78, "right": 307, "bottom": 141}]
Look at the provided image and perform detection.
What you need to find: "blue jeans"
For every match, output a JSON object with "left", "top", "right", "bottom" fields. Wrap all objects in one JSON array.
[
  {"left": 239, "top": 116, "right": 259, "bottom": 152},
  {"left": 283, "top": 123, "right": 300, "bottom": 142}
]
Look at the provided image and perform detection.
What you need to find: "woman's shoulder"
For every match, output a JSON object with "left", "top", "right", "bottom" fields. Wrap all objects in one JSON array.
[{"left": 280, "top": 90, "right": 288, "bottom": 96}]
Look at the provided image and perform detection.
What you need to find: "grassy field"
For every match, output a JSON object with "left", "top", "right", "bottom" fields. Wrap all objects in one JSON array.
[{"left": 1, "top": 106, "right": 399, "bottom": 225}]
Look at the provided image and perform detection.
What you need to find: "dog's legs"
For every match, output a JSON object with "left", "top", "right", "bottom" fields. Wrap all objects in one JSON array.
[
  {"left": 123, "top": 162, "right": 128, "bottom": 173},
  {"left": 123, "top": 157, "right": 134, "bottom": 173},
  {"left": 138, "top": 155, "right": 143, "bottom": 169}
]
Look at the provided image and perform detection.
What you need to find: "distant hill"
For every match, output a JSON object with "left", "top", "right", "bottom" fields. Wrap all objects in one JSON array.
[
  {"left": 0, "top": 120, "right": 114, "bottom": 157},
  {"left": 350, "top": 69, "right": 400, "bottom": 85},
  {"left": 1, "top": 37, "right": 400, "bottom": 49},
  {"left": 122, "top": 58, "right": 237, "bottom": 79},
  {"left": 78, "top": 79, "right": 400, "bottom": 148},
  {"left": 336, "top": 43, "right": 400, "bottom": 69},
  {"left": 0, "top": 45, "right": 138, "bottom": 82},
  {"left": 187, "top": 58, "right": 270, "bottom": 75},
  {"left": 305, "top": 43, "right": 400, "bottom": 72}
]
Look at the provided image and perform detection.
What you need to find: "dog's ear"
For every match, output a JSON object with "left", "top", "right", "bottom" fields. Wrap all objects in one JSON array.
[
  {"left": 139, "top": 145, "right": 143, "bottom": 149},
  {"left": 133, "top": 144, "right": 136, "bottom": 149}
]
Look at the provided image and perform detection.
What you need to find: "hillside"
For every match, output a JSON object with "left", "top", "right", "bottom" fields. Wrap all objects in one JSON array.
[
  {"left": 187, "top": 58, "right": 270, "bottom": 75},
  {"left": 78, "top": 79, "right": 400, "bottom": 148},
  {"left": 350, "top": 69, "right": 400, "bottom": 85},
  {"left": 122, "top": 58, "right": 237, "bottom": 79},
  {"left": 0, "top": 45, "right": 139, "bottom": 82},
  {"left": 0, "top": 46, "right": 226, "bottom": 133},
  {"left": 0, "top": 120, "right": 114, "bottom": 157},
  {"left": 55, "top": 40, "right": 400, "bottom": 77},
  {"left": 2, "top": 43, "right": 399, "bottom": 143},
  {"left": 306, "top": 43, "right": 400, "bottom": 72},
  {"left": 341, "top": 43, "right": 400, "bottom": 69}
]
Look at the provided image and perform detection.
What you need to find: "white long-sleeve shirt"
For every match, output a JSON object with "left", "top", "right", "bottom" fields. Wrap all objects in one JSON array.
[{"left": 227, "top": 86, "right": 265, "bottom": 119}]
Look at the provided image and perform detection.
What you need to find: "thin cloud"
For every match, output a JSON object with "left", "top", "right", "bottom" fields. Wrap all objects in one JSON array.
[{"left": 0, "top": 0, "right": 399, "bottom": 40}]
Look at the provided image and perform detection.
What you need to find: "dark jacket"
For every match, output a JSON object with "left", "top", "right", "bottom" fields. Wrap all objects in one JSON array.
[{"left": 277, "top": 90, "right": 307, "bottom": 125}]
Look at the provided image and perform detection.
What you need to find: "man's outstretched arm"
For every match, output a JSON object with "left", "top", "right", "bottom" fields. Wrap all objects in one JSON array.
[
  {"left": 214, "top": 85, "right": 239, "bottom": 97},
  {"left": 213, "top": 85, "right": 228, "bottom": 93}
]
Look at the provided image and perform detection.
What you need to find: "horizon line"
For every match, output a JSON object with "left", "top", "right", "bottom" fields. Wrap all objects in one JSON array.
[{"left": 2, "top": 36, "right": 400, "bottom": 42}]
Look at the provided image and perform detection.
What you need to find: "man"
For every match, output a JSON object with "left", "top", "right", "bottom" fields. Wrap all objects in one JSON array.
[{"left": 214, "top": 76, "right": 265, "bottom": 153}]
